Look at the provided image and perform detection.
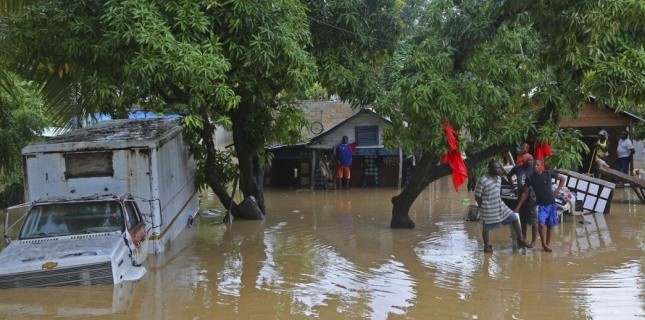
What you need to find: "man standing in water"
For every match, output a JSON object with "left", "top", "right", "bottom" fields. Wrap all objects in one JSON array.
[
  {"left": 335, "top": 135, "right": 358, "bottom": 189},
  {"left": 475, "top": 160, "right": 532, "bottom": 253},
  {"left": 616, "top": 129, "right": 635, "bottom": 176},
  {"left": 593, "top": 130, "right": 610, "bottom": 178},
  {"left": 514, "top": 158, "right": 565, "bottom": 252},
  {"left": 507, "top": 154, "right": 538, "bottom": 247}
]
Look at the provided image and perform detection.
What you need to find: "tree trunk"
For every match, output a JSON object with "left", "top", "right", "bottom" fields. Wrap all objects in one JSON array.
[
  {"left": 391, "top": 153, "right": 446, "bottom": 229},
  {"left": 232, "top": 103, "right": 266, "bottom": 216},
  {"left": 252, "top": 154, "right": 266, "bottom": 211},
  {"left": 197, "top": 112, "right": 240, "bottom": 216},
  {"left": 390, "top": 145, "right": 508, "bottom": 229}
]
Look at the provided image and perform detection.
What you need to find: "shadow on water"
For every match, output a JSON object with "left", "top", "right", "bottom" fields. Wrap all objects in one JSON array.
[{"left": 0, "top": 176, "right": 644, "bottom": 319}]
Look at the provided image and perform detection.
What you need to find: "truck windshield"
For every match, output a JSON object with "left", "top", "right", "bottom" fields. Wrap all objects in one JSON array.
[{"left": 19, "top": 200, "right": 125, "bottom": 239}]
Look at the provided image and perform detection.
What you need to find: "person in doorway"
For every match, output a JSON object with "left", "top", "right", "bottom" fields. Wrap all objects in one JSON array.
[
  {"left": 507, "top": 154, "right": 538, "bottom": 247},
  {"left": 616, "top": 129, "right": 635, "bottom": 176},
  {"left": 335, "top": 135, "right": 358, "bottom": 189},
  {"left": 593, "top": 129, "right": 610, "bottom": 178},
  {"left": 514, "top": 158, "right": 565, "bottom": 252},
  {"left": 475, "top": 160, "right": 532, "bottom": 253}
]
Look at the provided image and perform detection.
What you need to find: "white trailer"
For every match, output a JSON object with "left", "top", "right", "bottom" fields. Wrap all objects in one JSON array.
[{"left": 0, "top": 118, "right": 200, "bottom": 288}]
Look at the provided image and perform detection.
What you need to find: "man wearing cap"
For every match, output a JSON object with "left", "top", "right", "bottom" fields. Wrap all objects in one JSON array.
[{"left": 594, "top": 130, "right": 610, "bottom": 178}]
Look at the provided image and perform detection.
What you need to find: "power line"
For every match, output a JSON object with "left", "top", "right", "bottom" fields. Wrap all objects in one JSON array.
[{"left": 308, "top": 16, "right": 399, "bottom": 45}]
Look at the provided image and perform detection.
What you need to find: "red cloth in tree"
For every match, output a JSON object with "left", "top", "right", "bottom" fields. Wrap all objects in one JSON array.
[
  {"left": 441, "top": 121, "right": 468, "bottom": 192},
  {"left": 534, "top": 141, "right": 552, "bottom": 161},
  {"left": 444, "top": 121, "right": 459, "bottom": 151}
]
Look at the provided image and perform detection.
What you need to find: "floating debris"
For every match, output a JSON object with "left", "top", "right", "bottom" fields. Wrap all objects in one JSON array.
[{"left": 199, "top": 209, "right": 222, "bottom": 218}]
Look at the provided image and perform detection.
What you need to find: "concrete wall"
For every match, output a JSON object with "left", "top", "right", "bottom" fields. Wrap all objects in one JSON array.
[{"left": 301, "top": 100, "right": 359, "bottom": 139}]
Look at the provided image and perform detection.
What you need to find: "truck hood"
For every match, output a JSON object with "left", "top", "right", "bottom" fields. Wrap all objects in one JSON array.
[{"left": 0, "top": 233, "right": 125, "bottom": 274}]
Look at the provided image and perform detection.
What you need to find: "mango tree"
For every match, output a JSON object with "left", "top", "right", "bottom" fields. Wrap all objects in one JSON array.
[
  {"left": 3, "top": 0, "right": 400, "bottom": 218},
  {"left": 377, "top": 0, "right": 644, "bottom": 228}
]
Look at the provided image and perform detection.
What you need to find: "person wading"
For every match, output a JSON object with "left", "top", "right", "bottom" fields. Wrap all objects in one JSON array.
[
  {"left": 514, "top": 158, "right": 565, "bottom": 252},
  {"left": 335, "top": 136, "right": 358, "bottom": 189},
  {"left": 507, "top": 154, "right": 538, "bottom": 247},
  {"left": 475, "top": 160, "right": 532, "bottom": 253}
]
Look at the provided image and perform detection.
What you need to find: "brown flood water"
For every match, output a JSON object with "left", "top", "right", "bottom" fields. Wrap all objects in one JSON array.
[{"left": 0, "top": 176, "right": 644, "bottom": 319}]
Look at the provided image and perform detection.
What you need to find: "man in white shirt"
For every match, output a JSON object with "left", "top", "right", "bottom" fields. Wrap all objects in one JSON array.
[{"left": 617, "top": 129, "right": 635, "bottom": 175}]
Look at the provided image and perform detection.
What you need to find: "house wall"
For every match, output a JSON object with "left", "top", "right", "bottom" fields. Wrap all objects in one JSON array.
[
  {"left": 559, "top": 102, "right": 631, "bottom": 128},
  {"left": 309, "top": 112, "right": 391, "bottom": 149},
  {"left": 212, "top": 100, "right": 357, "bottom": 149},
  {"left": 301, "top": 100, "right": 359, "bottom": 139}
]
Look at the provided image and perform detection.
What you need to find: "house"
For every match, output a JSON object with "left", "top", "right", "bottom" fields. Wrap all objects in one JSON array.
[
  {"left": 263, "top": 100, "right": 358, "bottom": 188},
  {"left": 558, "top": 101, "right": 644, "bottom": 173},
  {"left": 265, "top": 105, "right": 410, "bottom": 189}
]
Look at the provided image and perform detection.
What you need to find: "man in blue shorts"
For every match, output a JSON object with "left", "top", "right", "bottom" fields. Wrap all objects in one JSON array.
[
  {"left": 475, "top": 160, "right": 532, "bottom": 253},
  {"left": 514, "top": 158, "right": 565, "bottom": 252}
]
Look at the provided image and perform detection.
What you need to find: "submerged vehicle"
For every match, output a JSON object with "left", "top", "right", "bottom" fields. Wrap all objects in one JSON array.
[
  {"left": 0, "top": 194, "right": 147, "bottom": 288},
  {"left": 0, "top": 118, "right": 200, "bottom": 289}
]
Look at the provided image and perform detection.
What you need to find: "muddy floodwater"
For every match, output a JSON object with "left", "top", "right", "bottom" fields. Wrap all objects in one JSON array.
[{"left": 1, "top": 176, "right": 644, "bottom": 319}]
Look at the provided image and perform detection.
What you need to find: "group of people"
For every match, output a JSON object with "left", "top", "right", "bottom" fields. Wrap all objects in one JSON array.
[
  {"left": 594, "top": 129, "right": 636, "bottom": 180},
  {"left": 336, "top": 129, "right": 635, "bottom": 254},
  {"left": 475, "top": 157, "right": 565, "bottom": 253},
  {"left": 478, "top": 128, "right": 638, "bottom": 254}
]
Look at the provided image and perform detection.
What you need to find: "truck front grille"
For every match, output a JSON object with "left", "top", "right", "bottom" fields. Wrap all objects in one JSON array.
[{"left": 0, "top": 262, "right": 113, "bottom": 289}]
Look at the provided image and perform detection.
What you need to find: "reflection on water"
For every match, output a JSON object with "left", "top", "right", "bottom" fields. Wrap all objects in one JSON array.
[
  {"left": 564, "top": 261, "right": 645, "bottom": 319},
  {"left": 414, "top": 220, "right": 480, "bottom": 294},
  {"left": 0, "top": 176, "right": 644, "bottom": 319}
]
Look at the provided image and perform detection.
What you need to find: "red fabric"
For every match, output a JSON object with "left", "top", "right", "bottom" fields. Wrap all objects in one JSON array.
[
  {"left": 442, "top": 121, "right": 468, "bottom": 192},
  {"left": 443, "top": 121, "right": 458, "bottom": 151},
  {"left": 534, "top": 141, "right": 552, "bottom": 161},
  {"left": 442, "top": 151, "right": 468, "bottom": 192}
]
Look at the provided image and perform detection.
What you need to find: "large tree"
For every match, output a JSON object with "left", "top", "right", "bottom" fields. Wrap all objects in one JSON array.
[
  {"left": 3, "top": 0, "right": 400, "bottom": 218},
  {"left": 379, "top": 0, "right": 645, "bottom": 228},
  {"left": 0, "top": 72, "right": 46, "bottom": 207}
]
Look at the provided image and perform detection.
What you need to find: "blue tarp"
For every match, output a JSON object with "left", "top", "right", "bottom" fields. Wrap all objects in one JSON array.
[{"left": 88, "top": 111, "right": 181, "bottom": 124}]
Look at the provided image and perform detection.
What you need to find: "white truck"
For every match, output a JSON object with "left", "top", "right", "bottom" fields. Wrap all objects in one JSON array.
[{"left": 0, "top": 118, "right": 200, "bottom": 288}]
